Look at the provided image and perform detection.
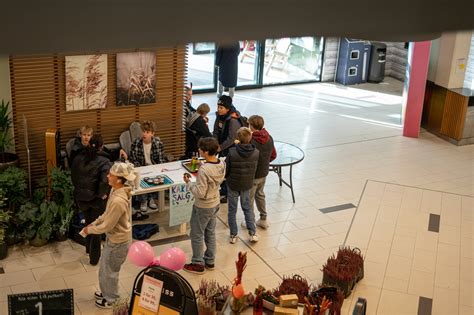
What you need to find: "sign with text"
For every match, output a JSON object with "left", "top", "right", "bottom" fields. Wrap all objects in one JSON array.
[
  {"left": 8, "top": 289, "right": 74, "bottom": 315},
  {"left": 169, "top": 184, "right": 194, "bottom": 226},
  {"left": 138, "top": 275, "right": 163, "bottom": 312}
]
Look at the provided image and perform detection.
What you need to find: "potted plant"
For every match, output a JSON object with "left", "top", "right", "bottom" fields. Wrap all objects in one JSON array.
[
  {"left": 0, "top": 166, "right": 27, "bottom": 244},
  {"left": 196, "top": 279, "right": 231, "bottom": 315},
  {"left": 273, "top": 274, "right": 310, "bottom": 304},
  {"left": 0, "top": 189, "right": 11, "bottom": 259},
  {"left": 50, "top": 168, "right": 74, "bottom": 241},
  {"left": 0, "top": 100, "right": 19, "bottom": 170}
]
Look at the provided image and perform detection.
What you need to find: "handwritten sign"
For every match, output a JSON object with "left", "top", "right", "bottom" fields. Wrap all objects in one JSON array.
[
  {"left": 8, "top": 289, "right": 74, "bottom": 315},
  {"left": 138, "top": 275, "right": 163, "bottom": 313},
  {"left": 169, "top": 183, "right": 194, "bottom": 226}
]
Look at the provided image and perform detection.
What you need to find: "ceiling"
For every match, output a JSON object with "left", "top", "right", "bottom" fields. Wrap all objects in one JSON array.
[{"left": 1, "top": 0, "right": 473, "bottom": 54}]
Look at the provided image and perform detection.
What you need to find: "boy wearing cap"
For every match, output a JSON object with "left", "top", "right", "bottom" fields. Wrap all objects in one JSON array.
[
  {"left": 226, "top": 127, "right": 259, "bottom": 244},
  {"left": 213, "top": 95, "right": 245, "bottom": 201},
  {"left": 182, "top": 137, "right": 225, "bottom": 274},
  {"left": 80, "top": 162, "right": 138, "bottom": 309}
]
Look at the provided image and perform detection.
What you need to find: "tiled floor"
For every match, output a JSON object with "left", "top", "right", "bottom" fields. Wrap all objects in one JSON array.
[
  {"left": 345, "top": 181, "right": 473, "bottom": 314},
  {"left": 1, "top": 79, "right": 473, "bottom": 314}
]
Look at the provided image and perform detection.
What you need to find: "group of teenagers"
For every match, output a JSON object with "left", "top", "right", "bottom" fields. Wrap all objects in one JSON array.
[
  {"left": 182, "top": 89, "right": 276, "bottom": 274},
  {"left": 68, "top": 89, "right": 276, "bottom": 308}
]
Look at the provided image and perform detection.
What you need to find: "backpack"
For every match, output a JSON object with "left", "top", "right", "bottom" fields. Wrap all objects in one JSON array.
[
  {"left": 238, "top": 115, "right": 249, "bottom": 127},
  {"left": 132, "top": 224, "right": 159, "bottom": 240}
]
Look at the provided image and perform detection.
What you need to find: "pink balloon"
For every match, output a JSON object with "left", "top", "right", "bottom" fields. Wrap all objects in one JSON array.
[
  {"left": 152, "top": 257, "right": 161, "bottom": 266},
  {"left": 127, "top": 241, "right": 155, "bottom": 267},
  {"left": 159, "top": 247, "right": 186, "bottom": 271}
]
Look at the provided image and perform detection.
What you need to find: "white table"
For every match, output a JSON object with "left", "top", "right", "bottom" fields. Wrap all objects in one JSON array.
[{"left": 132, "top": 161, "right": 196, "bottom": 235}]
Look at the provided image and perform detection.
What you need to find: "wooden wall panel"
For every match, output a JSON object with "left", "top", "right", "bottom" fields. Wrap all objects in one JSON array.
[
  {"left": 426, "top": 85, "right": 447, "bottom": 132},
  {"left": 440, "top": 90, "right": 468, "bottom": 140},
  {"left": 10, "top": 47, "right": 187, "bottom": 182}
]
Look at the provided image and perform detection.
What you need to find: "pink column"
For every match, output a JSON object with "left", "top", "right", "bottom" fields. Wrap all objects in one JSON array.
[{"left": 402, "top": 41, "right": 431, "bottom": 138}]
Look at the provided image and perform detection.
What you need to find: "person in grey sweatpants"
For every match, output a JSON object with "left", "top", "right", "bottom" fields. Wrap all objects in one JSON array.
[
  {"left": 182, "top": 137, "right": 225, "bottom": 274},
  {"left": 81, "top": 162, "right": 138, "bottom": 309}
]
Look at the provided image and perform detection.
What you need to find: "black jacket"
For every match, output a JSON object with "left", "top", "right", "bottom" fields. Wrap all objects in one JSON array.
[
  {"left": 213, "top": 107, "right": 243, "bottom": 156},
  {"left": 251, "top": 129, "right": 276, "bottom": 178},
  {"left": 71, "top": 151, "right": 111, "bottom": 206},
  {"left": 225, "top": 143, "right": 259, "bottom": 191},
  {"left": 185, "top": 113, "right": 212, "bottom": 157},
  {"left": 215, "top": 42, "right": 240, "bottom": 87}
]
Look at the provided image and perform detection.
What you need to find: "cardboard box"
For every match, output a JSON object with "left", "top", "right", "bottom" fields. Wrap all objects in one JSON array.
[
  {"left": 273, "top": 306, "right": 299, "bottom": 315},
  {"left": 279, "top": 294, "right": 299, "bottom": 308}
]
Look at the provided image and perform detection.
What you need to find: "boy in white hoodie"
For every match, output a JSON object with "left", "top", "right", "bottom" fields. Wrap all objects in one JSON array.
[{"left": 182, "top": 137, "right": 225, "bottom": 274}]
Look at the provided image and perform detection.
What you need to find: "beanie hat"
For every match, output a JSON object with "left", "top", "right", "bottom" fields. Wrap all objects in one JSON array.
[
  {"left": 217, "top": 95, "right": 232, "bottom": 109},
  {"left": 110, "top": 162, "right": 139, "bottom": 187}
]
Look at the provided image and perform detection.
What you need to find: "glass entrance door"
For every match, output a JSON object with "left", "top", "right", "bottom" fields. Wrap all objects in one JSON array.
[{"left": 187, "top": 42, "right": 216, "bottom": 90}]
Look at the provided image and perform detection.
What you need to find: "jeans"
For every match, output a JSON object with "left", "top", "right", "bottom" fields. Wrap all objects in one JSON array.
[
  {"left": 135, "top": 192, "right": 158, "bottom": 205},
  {"left": 189, "top": 205, "right": 219, "bottom": 265},
  {"left": 227, "top": 186, "right": 256, "bottom": 236},
  {"left": 99, "top": 239, "right": 130, "bottom": 302},
  {"left": 249, "top": 177, "right": 267, "bottom": 220},
  {"left": 217, "top": 81, "right": 235, "bottom": 98}
]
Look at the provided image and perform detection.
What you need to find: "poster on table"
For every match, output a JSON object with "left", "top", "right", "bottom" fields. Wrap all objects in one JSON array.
[
  {"left": 65, "top": 54, "right": 108, "bottom": 111},
  {"left": 116, "top": 51, "right": 156, "bottom": 105},
  {"left": 169, "top": 183, "right": 194, "bottom": 226}
]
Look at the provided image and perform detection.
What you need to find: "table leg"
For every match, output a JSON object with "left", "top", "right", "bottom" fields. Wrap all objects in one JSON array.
[
  {"left": 159, "top": 191, "right": 165, "bottom": 211},
  {"left": 277, "top": 166, "right": 283, "bottom": 187},
  {"left": 179, "top": 223, "right": 186, "bottom": 234},
  {"left": 289, "top": 164, "right": 295, "bottom": 203}
]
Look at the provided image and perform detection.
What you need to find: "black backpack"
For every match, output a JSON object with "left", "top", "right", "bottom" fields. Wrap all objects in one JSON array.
[
  {"left": 238, "top": 115, "right": 249, "bottom": 128},
  {"left": 129, "top": 266, "right": 198, "bottom": 315}
]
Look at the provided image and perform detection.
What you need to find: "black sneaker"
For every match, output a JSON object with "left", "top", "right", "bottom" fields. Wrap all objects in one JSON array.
[
  {"left": 205, "top": 263, "right": 215, "bottom": 270},
  {"left": 95, "top": 298, "right": 112, "bottom": 309},
  {"left": 132, "top": 211, "right": 149, "bottom": 221},
  {"left": 94, "top": 291, "right": 103, "bottom": 299},
  {"left": 183, "top": 263, "right": 205, "bottom": 274}
]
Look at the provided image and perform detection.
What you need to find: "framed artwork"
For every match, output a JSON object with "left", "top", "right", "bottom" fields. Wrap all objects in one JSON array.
[
  {"left": 65, "top": 54, "right": 107, "bottom": 111},
  {"left": 116, "top": 51, "right": 156, "bottom": 105}
]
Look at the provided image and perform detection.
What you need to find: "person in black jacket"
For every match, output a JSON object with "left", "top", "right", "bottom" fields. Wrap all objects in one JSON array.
[
  {"left": 185, "top": 103, "right": 212, "bottom": 158},
  {"left": 69, "top": 125, "right": 93, "bottom": 165},
  {"left": 71, "top": 134, "right": 111, "bottom": 265},
  {"left": 215, "top": 42, "right": 240, "bottom": 98},
  {"left": 226, "top": 127, "right": 259, "bottom": 244}
]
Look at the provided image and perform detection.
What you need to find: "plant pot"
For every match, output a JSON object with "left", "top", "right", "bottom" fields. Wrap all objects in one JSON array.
[
  {"left": 55, "top": 230, "right": 68, "bottom": 242},
  {"left": 29, "top": 235, "right": 48, "bottom": 247},
  {"left": 0, "top": 153, "right": 19, "bottom": 172},
  {"left": 5, "top": 230, "right": 22, "bottom": 245},
  {"left": 0, "top": 242, "right": 8, "bottom": 259}
]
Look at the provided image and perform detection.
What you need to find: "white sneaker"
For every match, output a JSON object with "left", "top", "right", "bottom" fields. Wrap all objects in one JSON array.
[
  {"left": 140, "top": 201, "right": 148, "bottom": 212},
  {"left": 256, "top": 219, "right": 269, "bottom": 229},
  {"left": 148, "top": 199, "right": 158, "bottom": 210},
  {"left": 229, "top": 235, "right": 238, "bottom": 244},
  {"left": 249, "top": 234, "right": 259, "bottom": 243},
  {"left": 240, "top": 221, "right": 247, "bottom": 229}
]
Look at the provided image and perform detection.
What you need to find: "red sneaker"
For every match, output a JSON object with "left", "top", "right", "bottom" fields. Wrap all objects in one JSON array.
[{"left": 183, "top": 263, "right": 205, "bottom": 274}]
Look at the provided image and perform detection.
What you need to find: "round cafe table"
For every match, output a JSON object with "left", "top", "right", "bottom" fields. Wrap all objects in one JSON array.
[{"left": 269, "top": 141, "right": 305, "bottom": 203}]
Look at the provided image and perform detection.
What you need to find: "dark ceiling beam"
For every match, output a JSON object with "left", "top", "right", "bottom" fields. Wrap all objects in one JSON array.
[{"left": 1, "top": 0, "right": 472, "bottom": 54}]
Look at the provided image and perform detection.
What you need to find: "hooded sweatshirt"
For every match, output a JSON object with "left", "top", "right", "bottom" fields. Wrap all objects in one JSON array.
[
  {"left": 87, "top": 186, "right": 132, "bottom": 244},
  {"left": 226, "top": 143, "right": 259, "bottom": 191},
  {"left": 188, "top": 159, "right": 226, "bottom": 208},
  {"left": 251, "top": 128, "right": 277, "bottom": 179}
]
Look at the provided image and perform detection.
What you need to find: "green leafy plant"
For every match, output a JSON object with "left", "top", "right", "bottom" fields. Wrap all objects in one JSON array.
[
  {"left": 50, "top": 168, "right": 75, "bottom": 236},
  {"left": 0, "top": 189, "right": 11, "bottom": 244},
  {"left": 0, "top": 99, "right": 13, "bottom": 157},
  {"left": 0, "top": 166, "right": 27, "bottom": 212}
]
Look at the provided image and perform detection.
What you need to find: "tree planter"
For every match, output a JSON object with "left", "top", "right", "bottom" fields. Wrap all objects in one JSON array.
[
  {"left": 29, "top": 235, "right": 48, "bottom": 247},
  {"left": 0, "top": 242, "right": 8, "bottom": 259},
  {"left": 55, "top": 230, "right": 68, "bottom": 242},
  {"left": 0, "top": 153, "right": 19, "bottom": 172}
]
